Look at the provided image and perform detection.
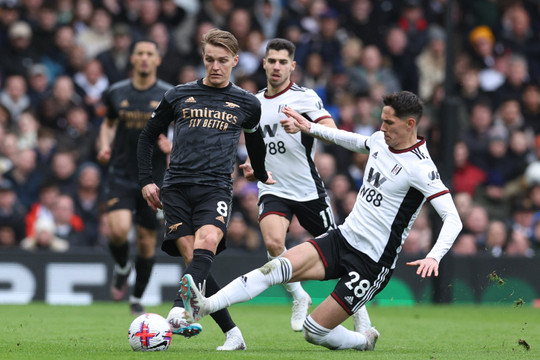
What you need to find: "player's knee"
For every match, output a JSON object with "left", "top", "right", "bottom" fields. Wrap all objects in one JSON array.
[
  {"left": 265, "top": 238, "right": 285, "bottom": 257},
  {"left": 109, "top": 227, "right": 130, "bottom": 244}
]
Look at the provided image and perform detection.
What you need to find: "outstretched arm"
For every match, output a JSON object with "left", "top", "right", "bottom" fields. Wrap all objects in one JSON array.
[
  {"left": 406, "top": 193, "right": 462, "bottom": 278},
  {"left": 280, "top": 107, "right": 369, "bottom": 153}
]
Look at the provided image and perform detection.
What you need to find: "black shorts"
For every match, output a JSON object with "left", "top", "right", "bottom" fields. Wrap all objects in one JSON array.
[
  {"left": 160, "top": 184, "right": 233, "bottom": 257},
  {"left": 308, "top": 229, "right": 393, "bottom": 315},
  {"left": 258, "top": 195, "right": 336, "bottom": 236},
  {"left": 105, "top": 179, "right": 158, "bottom": 230}
]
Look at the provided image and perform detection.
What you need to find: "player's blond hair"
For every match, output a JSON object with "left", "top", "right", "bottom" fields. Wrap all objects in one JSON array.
[{"left": 201, "top": 28, "right": 239, "bottom": 56}]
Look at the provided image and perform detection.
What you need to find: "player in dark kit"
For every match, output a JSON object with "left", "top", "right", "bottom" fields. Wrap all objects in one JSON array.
[
  {"left": 98, "top": 39, "right": 173, "bottom": 316},
  {"left": 137, "top": 29, "right": 275, "bottom": 351}
]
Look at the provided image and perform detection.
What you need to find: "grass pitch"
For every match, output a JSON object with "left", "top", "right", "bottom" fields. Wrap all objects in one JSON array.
[{"left": 2, "top": 302, "right": 538, "bottom": 360}]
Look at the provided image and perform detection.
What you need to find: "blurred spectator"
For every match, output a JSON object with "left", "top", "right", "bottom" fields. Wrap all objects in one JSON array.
[
  {"left": 178, "top": 65, "right": 198, "bottom": 85},
  {"left": 474, "top": 127, "right": 513, "bottom": 220},
  {"left": 510, "top": 197, "right": 535, "bottom": 239},
  {"left": 25, "top": 180, "right": 59, "bottom": 238},
  {"left": 456, "top": 66, "right": 486, "bottom": 114},
  {"left": 460, "top": 100, "right": 493, "bottom": 167},
  {"left": 0, "top": 74, "right": 30, "bottom": 123},
  {"left": 48, "top": 150, "right": 78, "bottom": 195},
  {"left": 0, "top": 131, "right": 18, "bottom": 171},
  {"left": 461, "top": 205, "right": 489, "bottom": 248},
  {"left": 226, "top": 212, "right": 263, "bottom": 253},
  {"left": 254, "top": 0, "right": 282, "bottom": 39},
  {"left": 42, "top": 25, "right": 76, "bottom": 79},
  {"left": 16, "top": 110, "right": 39, "bottom": 150},
  {"left": 0, "top": 0, "right": 21, "bottom": 51},
  {"left": 34, "top": 127, "right": 58, "bottom": 173},
  {"left": 396, "top": 0, "right": 429, "bottom": 57},
  {"left": 505, "top": 229, "right": 534, "bottom": 257},
  {"left": 383, "top": 25, "right": 418, "bottom": 94},
  {"left": 27, "top": 64, "right": 51, "bottom": 112},
  {"left": 302, "top": 52, "right": 330, "bottom": 99},
  {"left": 452, "top": 141, "right": 486, "bottom": 197},
  {"left": 452, "top": 233, "right": 478, "bottom": 255},
  {"left": 76, "top": 7, "right": 113, "bottom": 60},
  {"left": 56, "top": 105, "right": 98, "bottom": 164},
  {"left": 329, "top": 173, "right": 352, "bottom": 223},
  {"left": 72, "top": 162, "right": 102, "bottom": 247},
  {"left": 20, "top": 217, "right": 69, "bottom": 252},
  {"left": 402, "top": 207, "right": 431, "bottom": 255},
  {"left": 493, "top": 98, "right": 534, "bottom": 148},
  {"left": 148, "top": 22, "right": 185, "bottom": 85},
  {"left": 197, "top": 0, "right": 233, "bottom": 29},
  {"left": 39, "top": 75, "right": 82, "bottom": 130},
  {"left": 483, "top": 220, "right": 507, "bottom": 257},
  {"left": 416, "top": 25, "right": 446, "bottom": 101},
  {"left": 522, "top": 82, "right": 540, "bottom": 134},
  {"left": 343, "top": 0, "right": 386, "bottom": 48},
  {"left": 51, "top": 193, "right": 85, "bottom": 247},
  {"left": 73, "top": 59, "right": 109, "bottom": 116},
  {"left": 96, "top": 23, "right": 133, "bottom": 84},
  {"left": 297, "top": 7, "right": 344, "bottom": 75},
  {"left": 314, "top": 152, "right": 336, "bottom": 189},
  {"left": 347, "top": 152, "right": 368, "bottom": 190},
  {"left": 494, "top": 54, "right": 529, "bottom": 108},
  {"left": 33, "top": 3, "right": 59, "bottom": 57},
  {"left": 4, "top": 147, "right": 42, "bottom": 209},
  {"left": 236, "top": 29, "right": 266, "bottom": 79},
  {"left": 467, "top": 25, "right": 498, "bottom": 71},
  {"left": 0, "top": 178, "right": 26, "bottom": 245},
  {"left": 348, "top": 45, "right": 401, "bottom": 97},
  {"left": 237, "top": 182, "right": 260, "bottom": 227},
  {"left": 0, "top": 20, "right": 39, "bottom": 77},
  {"left": 499, "top": 4, "right": 540, "bottom": 79},
  {"left": 135, "top": 0, "right": 162, "bottom": 38}
]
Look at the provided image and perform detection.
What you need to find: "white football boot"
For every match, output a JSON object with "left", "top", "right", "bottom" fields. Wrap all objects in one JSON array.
[
  {"left": 290, "top": 295, "right": 311, "bottom": 331},
  {"left": 363, "top": 327, "right": 380, "bottom": 351},
  {"left": 216, "top": 326, "right": 246, "bottom": 351}
]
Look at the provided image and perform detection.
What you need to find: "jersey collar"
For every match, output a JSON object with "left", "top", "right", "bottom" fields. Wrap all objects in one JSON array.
[
  {"left": 264, "top": 81, "right": 294, "bottom": 99},
  {"left": 389, "top": 136, "right": 426, "bottom": 153}
]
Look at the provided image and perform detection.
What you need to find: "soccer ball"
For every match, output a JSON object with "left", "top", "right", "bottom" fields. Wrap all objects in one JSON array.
[{"left": 128, "top": 313, "right": 172, "bottom": 352}]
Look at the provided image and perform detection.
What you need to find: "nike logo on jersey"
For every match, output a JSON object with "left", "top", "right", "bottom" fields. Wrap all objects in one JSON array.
[
  {"left": 168, "top": 222, "right": 183, "bottom": 233},
  {"left": 185, "top": 97, "right": 196, "bottom": 103},
  {"left": 224, "top": 102, "right": 240, "bottom": 108},
  {"left": 120, "top": 99, "right": 129, "bottom": 107}
]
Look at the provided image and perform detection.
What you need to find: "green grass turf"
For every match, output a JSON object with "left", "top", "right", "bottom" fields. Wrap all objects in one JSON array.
[{"left": 2, "top": 302, "right": 539, "bottom": 360}]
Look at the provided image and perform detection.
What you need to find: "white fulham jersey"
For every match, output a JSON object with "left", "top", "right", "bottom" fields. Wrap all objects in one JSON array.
[
  {"left": 255, "top": 82, "right": 332, "bottom": 201},
  {"left": 310, "top": 124, "right": 462, "bottom": 269}
]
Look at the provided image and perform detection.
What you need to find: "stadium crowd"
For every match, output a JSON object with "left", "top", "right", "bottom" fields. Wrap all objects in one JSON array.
[{"left": 0, "top": 0, "right": 539, "bottom": 258}]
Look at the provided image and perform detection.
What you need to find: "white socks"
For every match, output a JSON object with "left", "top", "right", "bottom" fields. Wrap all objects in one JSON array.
[
  {"left": 206, "top": 258, "right": 293, "bottom": 313},
  {"left": 303, "top": 315, "right": 368, "bottom": 350}
]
